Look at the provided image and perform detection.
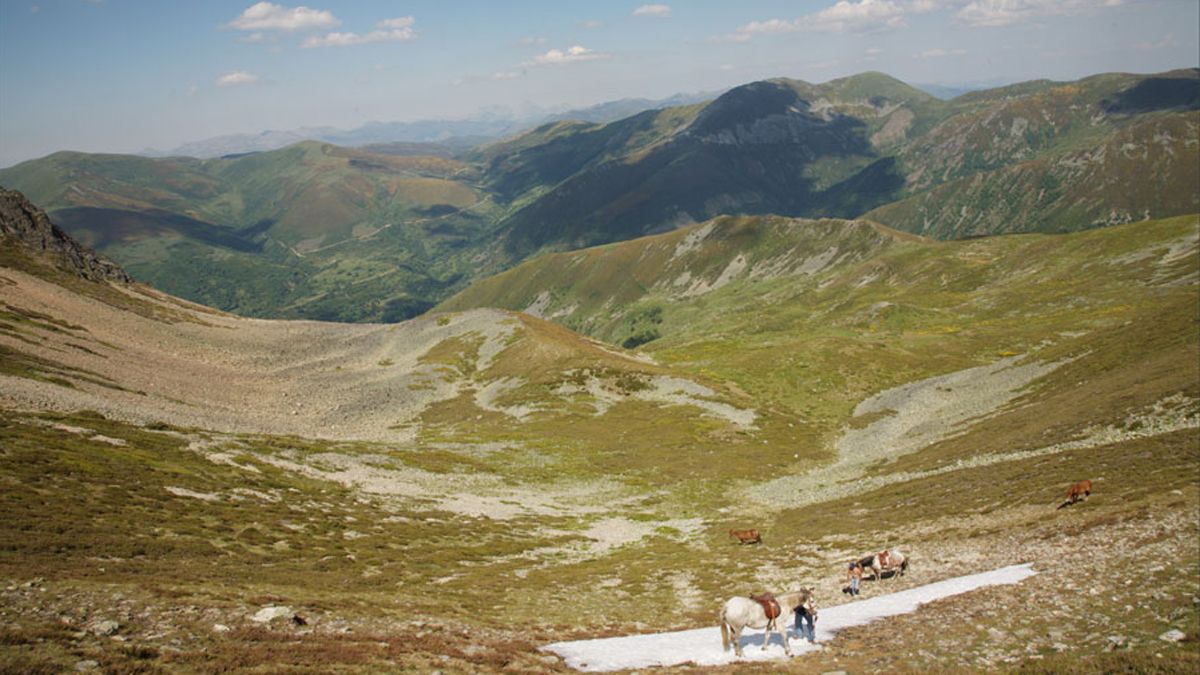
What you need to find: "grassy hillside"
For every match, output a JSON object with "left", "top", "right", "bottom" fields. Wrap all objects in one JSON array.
[
  {"left": 2, "top": 206, "right": 1198, "bottom": 671},
  {"left": 1, "top": 69, "right": 1197, "bottom": 323},
  {"left": 0, "top": 143, "right": 500, "bottom": 321},
  {"left": 441, "top": 213, "right": 1199, "bottom": 447},
  {"left": 484, "top": 69, "right": 1198, "bottom": 257}
]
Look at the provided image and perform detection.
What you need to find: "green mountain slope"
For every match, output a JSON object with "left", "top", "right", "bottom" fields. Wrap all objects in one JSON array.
[
  {"left": 440, "top": 213, "right": 1199, "bottom": 445},
  {"left": 0, "top": 142, "right": 500, "bottom": 321},
  {"left": 487, "top": 69, "right": 1198, "bottom": 255},
  {"left": 487, "top": 73, "right": 941, "bottom": 257},
  {"left": 1, "top": 69, "right": 1196, "bottom": 322}
]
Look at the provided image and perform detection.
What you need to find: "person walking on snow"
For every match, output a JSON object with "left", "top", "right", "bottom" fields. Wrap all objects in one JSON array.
[
  {"left": 847, "top": 561, "right": 863, "bottom": 596},
  {"left": 794, "top": 591, "right": 817, "bottom": 643}
]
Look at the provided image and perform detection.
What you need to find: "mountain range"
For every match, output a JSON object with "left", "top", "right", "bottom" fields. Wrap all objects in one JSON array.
[
  {"left": 1, "top": 68, "right": 1196, "bottom": 324},
  {"left": 139, "top": 91, "right": 720, "bottom": 161}
]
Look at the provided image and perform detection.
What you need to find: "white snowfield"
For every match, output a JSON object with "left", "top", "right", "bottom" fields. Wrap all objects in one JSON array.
[{"left": 545, "top": 563, "right": 1037, "bottom": 671}]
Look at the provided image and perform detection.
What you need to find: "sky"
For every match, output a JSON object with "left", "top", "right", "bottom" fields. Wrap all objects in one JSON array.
[{"left": 0, "top": 0, "right": 1197, "bottom": 167}]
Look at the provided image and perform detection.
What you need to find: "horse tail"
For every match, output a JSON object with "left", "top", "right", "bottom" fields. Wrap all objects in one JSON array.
[{"left": 720, "top": 609, "right": 731, "bottom": 652}]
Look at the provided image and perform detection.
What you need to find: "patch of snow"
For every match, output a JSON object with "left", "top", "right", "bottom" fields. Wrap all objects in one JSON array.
[{"left": 544, "top": 563, "right": 1038, "bottom": 671}]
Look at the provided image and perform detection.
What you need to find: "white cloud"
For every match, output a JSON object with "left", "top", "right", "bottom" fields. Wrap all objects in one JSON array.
[
  {"left": 865, "top": 47, "right": 884, "bottom": 55},
  {"left": 302, "top": 16, "right": 416, "bottom": 48},
  {"left": 1136, "top": 32, "right": 1177, "bottom": 50},
  {"left": 803, "top": 0, "right": 910, "bottom": 31},
  {"left": 915, "top": 47, "right": 968, "bottom": 58},
  {"left": 216, "top": 71, "right": 259, "bottom": 86},
  {"left": 531, "top": 45, "right": 609, "bottom": 65},
  {"left": 492, "top": 71, "right": 522, "bottom": 80},
  {"left": 632, "top": 4, "right": 671, "bottom": 18},
  {"left": 228, "top": 2, "right": 338, "bottom": 32},
  {"left": 720, "top": 0, "right": 947, "bottom": 41},
  {"left": 376, "top": 17, "right": 414, "bottom": 30},
  {"left": 238, "top": 32, "right": 269, "bottom": 44},
  {"left": 957, "top": 0, "right": 1123, "bottom": 27}
]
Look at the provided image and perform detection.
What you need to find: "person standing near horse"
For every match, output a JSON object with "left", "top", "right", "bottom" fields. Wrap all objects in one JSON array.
[
  {"left": 847, "top": 561, "right": 863, "bottom": 596},
  {"left": 793, "top": 588, "right": 818, "bottom": 644}
]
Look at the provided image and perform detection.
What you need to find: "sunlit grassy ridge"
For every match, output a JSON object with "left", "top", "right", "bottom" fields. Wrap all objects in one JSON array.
[{"left": 442, "top": 213, "right": 1199, "bottom": 457}]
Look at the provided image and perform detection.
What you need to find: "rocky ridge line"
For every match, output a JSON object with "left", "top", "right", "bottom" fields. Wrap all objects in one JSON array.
[{"left": 0, "top": 186, "right": 132, "bottom": 283}]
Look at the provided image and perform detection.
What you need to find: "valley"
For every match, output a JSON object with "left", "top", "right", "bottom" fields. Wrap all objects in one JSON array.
[{"left": 1, "top": 165, "right": 1197, "bottom": 672}]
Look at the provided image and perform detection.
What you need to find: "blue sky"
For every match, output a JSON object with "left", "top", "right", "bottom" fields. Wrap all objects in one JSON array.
[{"left": 1, "top": 0, "right": 1197, "bottom": 167}]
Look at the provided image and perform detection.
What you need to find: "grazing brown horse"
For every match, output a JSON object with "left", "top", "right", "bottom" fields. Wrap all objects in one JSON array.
[
  {"left": 729, "top": 528, "right": 762, "bottom": 545},
  {"left": 1059, "top": 479, "right": 1093, "bottom": 508}
]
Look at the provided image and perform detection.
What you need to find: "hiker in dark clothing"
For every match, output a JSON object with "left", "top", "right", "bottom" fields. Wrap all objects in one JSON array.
[{"left": 794, "top": 590, "right": 817, "bottom": 643}]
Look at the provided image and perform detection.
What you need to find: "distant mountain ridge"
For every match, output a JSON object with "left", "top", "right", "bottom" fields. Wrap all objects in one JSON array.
[
  {"left": 141, "top": 90, "right": 720, "bottom": 161},
  {"left": 1, "top": 68, "right": 1196, "bottom": 322}
]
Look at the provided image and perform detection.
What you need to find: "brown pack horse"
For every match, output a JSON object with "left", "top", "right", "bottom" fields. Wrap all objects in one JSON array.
[
  {"left": 729, "top": 528, "right": 762, "bottom": 544},
  {"left": 1058, "top": 479, "right": 1093, "bottom": 509},
  {"left": 859, "top": 549, "right": 909, "bottom": 582}
]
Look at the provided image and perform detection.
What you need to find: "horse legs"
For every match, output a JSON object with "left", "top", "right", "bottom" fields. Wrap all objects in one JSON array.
[
  {"left": 778, "top": 620, "right": 792, "bottom": 656},
  {"left": 732, "top": 625, "right": 745, "bottom": 657}
]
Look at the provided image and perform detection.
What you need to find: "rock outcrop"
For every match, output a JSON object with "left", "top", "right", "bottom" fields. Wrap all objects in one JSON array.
[{"left": 0, "top": 186, "right": 131, "bottom": 282}]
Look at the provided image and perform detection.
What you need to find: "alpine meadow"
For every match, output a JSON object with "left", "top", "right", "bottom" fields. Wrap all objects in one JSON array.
[{"left": 1, "top": 2, "right": 1198, "bottom": 674}]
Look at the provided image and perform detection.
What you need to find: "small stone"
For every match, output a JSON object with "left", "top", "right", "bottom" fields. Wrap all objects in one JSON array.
[
  {"left": 74, "top": 660, "right": 99, "bottom": 671},
  {"left": 213, "top": 623, "right": 230, "bottom": 633},
  {"left": 1159, "top": 629, "right": 1186, "bottom": 643},
  {"left": 251, "top": 606, "right": 293, "bottom": 624},
  {"left": 88, "top": 620, "right": 120, "bottom": 636}
]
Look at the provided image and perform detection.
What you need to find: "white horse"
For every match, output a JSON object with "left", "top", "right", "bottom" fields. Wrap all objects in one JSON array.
[
  {"left": 863, "top": 548, "right": 909, "bottom": 582},
  {"left": 719, "top": 589, "right": 814, "bottom": 658}
]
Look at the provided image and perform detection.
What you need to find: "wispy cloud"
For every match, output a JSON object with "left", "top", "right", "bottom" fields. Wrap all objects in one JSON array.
[
  {"left": 956, "top": 0, "right": 1123, "bottom": 28},
  {"left": 530, "top": 45, "right": 609, "bottom": 65},
  {"left": 492, "top": 71, "right": 522, "bottom": 80},
  {"left": 518, "top": 36, "right": 548, "bottom": 46},
  {"left": 579, "top": 19, "right": 603, "bottom": 28},
  {"left": 216, "top": 71, "right": 260, "bottom": 86},
  {"left": 915, "top": 47, "right": 968, "bottom": 58},
  {"left": 302, "top": 16, "right": 416, "bottom": 48},
  {"left": 227, "top": 2, "right": 338, "bottom": 32},
  {"left": 632, "top": 4, "right": 671, "bottom": 18},
  {"left": 717, "top": 0, "right": 926, "bottom": 42},
  {"left": 1136, "top": 32, "right": 1178, "bottom": 50}
]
